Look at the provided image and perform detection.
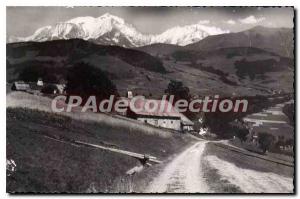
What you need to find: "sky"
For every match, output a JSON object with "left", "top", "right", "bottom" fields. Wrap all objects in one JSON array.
[{"left": 7, "top": 7, "right": 294, "bottom": 37}]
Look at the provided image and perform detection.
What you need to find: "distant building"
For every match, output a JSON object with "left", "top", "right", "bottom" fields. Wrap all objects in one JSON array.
[
  {"left": 127, "top": 91, "right": 133, "bottom": 98},
  {"left": 124, "top": 97, "right": 194, "bottom": 132},
  {"left": 11, "top": 81, "right": 30, "bottom": 91},
  {"left": 37, "top": 78, "right": 43, "bottom": 86}
]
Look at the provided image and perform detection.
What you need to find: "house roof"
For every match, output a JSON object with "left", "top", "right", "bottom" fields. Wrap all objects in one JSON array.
[{"left": 124, "top": 97, "right": 194, "bottom": 125}]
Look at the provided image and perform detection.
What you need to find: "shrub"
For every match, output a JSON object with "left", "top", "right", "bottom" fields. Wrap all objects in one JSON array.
[
  {"left": 165, "top": 80, "right": 191, "bottom": 102},
  {"left": 230, "top": 121, "right": 249, "bottom": 142},
  {"left": 257, "top": 132, "right": 275, "bottom": 153},
  {"left": 41, "top": 84, "right": 58, "bottom": 94}
]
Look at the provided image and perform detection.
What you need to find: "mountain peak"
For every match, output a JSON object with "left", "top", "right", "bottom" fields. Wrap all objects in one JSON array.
[
  {"left": 8, "top": 14, "right": 229, "bottom": 47},
  {"left": 64, "top": 13, "right": 125, "bottom": 26},
  {"left": 99, "top": 13, "right": 124, "bottom": 22},
  {"left": 66, "top": 16, "right": 96, "bottom": 24}
]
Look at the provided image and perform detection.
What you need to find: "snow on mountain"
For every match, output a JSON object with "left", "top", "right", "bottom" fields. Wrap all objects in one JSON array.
[
  {"left": 154, "top": 23, "right": 229, "bottom": 45},
  {"left": 9, "top": 13, "right": 229, "bottom": 47}
]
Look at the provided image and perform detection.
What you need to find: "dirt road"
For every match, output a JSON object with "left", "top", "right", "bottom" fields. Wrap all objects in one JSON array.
[
  {"left": 146, "top": 140, "right": 293, "bottom": 193},
  {"left": 147, "top": 141, "right": 210, "bottom": 193}
]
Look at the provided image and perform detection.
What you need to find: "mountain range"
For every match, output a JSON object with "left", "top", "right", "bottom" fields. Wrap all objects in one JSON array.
[
  {"left": 6, "top": 13, "right": 294, "bottom": 97},
  {"left": 8, "top": 13, "right": 229, "bottom": 47}
]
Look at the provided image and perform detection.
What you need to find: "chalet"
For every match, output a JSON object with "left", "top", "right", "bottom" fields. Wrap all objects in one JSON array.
[
  {"left": 37, "top": 78, "right": 44, "bottom": 86},
  {"left": 11, "top": 81, "right": 30, "bottom": 91},
  {"left": 11, "top": 77, "right": 66, "bottom": 95},
  {"left": 123, "top": 96, "right": 194, "bottom": 132},
  {"left": 127, "top": 91, "right": 133, "bottom": 98}
]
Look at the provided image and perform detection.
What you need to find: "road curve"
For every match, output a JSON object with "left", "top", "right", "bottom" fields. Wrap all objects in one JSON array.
[{"left": 146, "top": 140, "right": 293, "bottom": 193}]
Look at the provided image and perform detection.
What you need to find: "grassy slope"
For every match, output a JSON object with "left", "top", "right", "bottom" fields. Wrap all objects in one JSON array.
[
  {"left": 200, "top": 142, "right": 293, "bottom": 193},
  {"left": 203, "top": 142, "right": 293, "bottom": 178},
  {"left": 7, "top": 108, "right": 194, "bottom": 193}
]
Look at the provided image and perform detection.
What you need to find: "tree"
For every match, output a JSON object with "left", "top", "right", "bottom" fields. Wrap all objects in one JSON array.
[
  {"left": 18, "top": 64, "right": 62, "bottom": 83},
  {"left": 165, "top": 80, "right": 191, "bottom": 102},
  {"left": 257, "top": 132, "right": 275, "bottom": 153},
  {"left": 230, "top": 121, "right": 249, "bottom": 142},
  {"left": 18, "top": 65, "right": 42, "bottom": 82},
  {"left": 164, "top": 80, "right": 197, "bottom": 121},
  {"left": 66, "top": 62, "right": 118, "bottom": 103}
]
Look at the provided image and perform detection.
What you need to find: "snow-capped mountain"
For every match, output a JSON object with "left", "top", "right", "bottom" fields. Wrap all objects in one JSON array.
[{"left": 8, "top": 13, "right": 229, "bottom": 47}]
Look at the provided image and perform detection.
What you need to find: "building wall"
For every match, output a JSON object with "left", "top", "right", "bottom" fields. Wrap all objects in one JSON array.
[
  {"left": 183, "top": 125, "right": 194, "bottom": 131},
  {"left": 137, "top": 117, "right": 181, "bottom": 131}
]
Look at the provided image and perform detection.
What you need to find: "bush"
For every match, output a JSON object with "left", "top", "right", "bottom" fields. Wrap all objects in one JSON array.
[
  {"left": 41, "top": 84, "right": 58, "bottom": 94},
  {"left": 165, "top": 80, "right": 191, "bottom": 102},
  {"left": 257, "top": 132, "right": 275, "bottom": 153},
  {"left": 230, "top": 121, "right": 249, "bottom": 142}
]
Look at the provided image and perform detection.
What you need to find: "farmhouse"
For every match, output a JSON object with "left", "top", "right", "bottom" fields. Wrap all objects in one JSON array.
[
  {"left": 124, "top": 96, "right": 194, "bottom": 132},
  {"left": 11, "top": 81, "right": 30, "bottom": 91},
  {"left": 11, "top": 78, "right": 66, "bottom": 95},
  {"left": 37, "top": 78, "right": 44, "bottom": 86}
]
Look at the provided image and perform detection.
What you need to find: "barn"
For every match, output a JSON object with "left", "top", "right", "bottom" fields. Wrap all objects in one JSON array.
[
  {"left": 125, "top": 97, "right": 194, "bottom": 132},
  {"left": 11, "top": 81, "right": 30, "bottom": 91}
]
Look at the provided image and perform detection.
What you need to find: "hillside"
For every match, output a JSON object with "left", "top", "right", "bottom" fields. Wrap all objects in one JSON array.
[
  {"left": 135, "top": 27, "right": 294, "bottom": 96},
  {"left": 6, "top": 91, "right": 196, "bottom": 193},
  {"left": 135, "top": 43, "right": 183, "bottom": 56},
  {"left": 149, "top": 46, "right": 293, "bottom": 96},
  {"left": 7, "top": 39, "right": 166, "bottom": 74},
  {"left": 171, "top": 47, "right": 293, "bottom": 79},
  {"left": 7, "top": 39, "right": 171, "bottom": 96},
  {"left": 7, "top": 37, "right": 294, "bottom": 97},
  {"left": 185, "top": 26, "right": 294, "bottom": 58}
]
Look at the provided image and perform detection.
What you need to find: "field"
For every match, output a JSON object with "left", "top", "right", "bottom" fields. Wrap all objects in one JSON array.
[
  {"left": 6, "top": 93, "right": 196, "bottom": 193},
  {"left": 7, "top": 91, "right": 178, "bottom": 138},
  {"left": 244, "top": 101, "right": 294, "bottom": 140}
]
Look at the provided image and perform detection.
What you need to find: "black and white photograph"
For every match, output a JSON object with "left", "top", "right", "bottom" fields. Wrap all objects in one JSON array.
[{"left": 6, "top": 6, "right": 295, "bottom": 194}]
